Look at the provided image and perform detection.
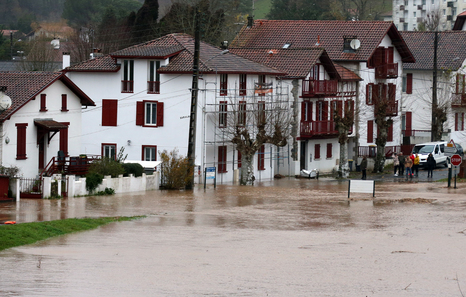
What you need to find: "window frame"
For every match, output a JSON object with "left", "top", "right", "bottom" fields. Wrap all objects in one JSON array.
[
  {"left": 238, "top": 101, "right": 246, "bottom": 126},
  {"left": 40, "top": 94, "right": 47, "bottom": 112},
  {"left": 148, "top": 60, "right": 161, "bottom": 94},
  {"left": 220, "top": 74, "right": 228, "bottom": 96},
  {"left": 136, "top": 100, "right": 164, "bottom": 127},
  {"left": 102, "top": 143, "right": 117, "bottom": 160},
  {"left": 122, "top": 59, "right": 134, "bottom": 93},
  {"left": 142, "top": 145, "right": 157, "bottom": 161},
  {"left": 239, "top": 74, "right": 247, "bottom": 96},
  {"left": 258, "top": 145, "right": 265, "bottom": 171},
  {"left": 218, "top": 146, "right": 227, "bottom": 173},
  {"left": 219, "top": 101, "right": 227, "bottom": 128}
]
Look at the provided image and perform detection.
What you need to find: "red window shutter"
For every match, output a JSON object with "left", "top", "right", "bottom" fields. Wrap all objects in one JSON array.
[
  {"left": 387, "top": 47, "right": 394, "bottom": 63},
  {"left": 387, "top": 122, "right": 393, "bottom": 142},
  {"left": 258, "top": 145, "right": 265, "bottom": 170},
  {"left": 406, "top": 73, "right": 413, "bottom": 94},
  {"left": 218, "top": 146, "right": 227, "bottom": 173},
  {"left": 136, "top": 101, "right": 144, "bottom": 126},
  {"left": 315, "top": 144, "right": 320, "bottom": 159},
  {"left": 455, "top": 113, "right": 459, "bottom": 131},
  {"left": 40, "top": 94, "right": 47, "bottom": 111},
  {"left": 61, "top": 94, "right": 68, "bottom": 111},
  {"left": 60, "top": 124, "right": 69, "bottom": 156},
  {"left": 239, "top": 74, "right": 247, "bottom": 96},
  {"left": 388, "top": 83, "right": 396, "bottom": 101},
  {"left": 406, "top": 111, "right": 412, "bottom": 132},
  {"left": 16, "top": 123, "right": 28, "bottom": 160},
  {"left": 308, "top": 101, "right": 313, "bottom": 122},
  {"left": 238, "top": 150, "right": 242, "bottom": 168},
  {"left": 374, "top": 47, "right": 384, "bottom": 66},
  {"left": 102, "top": 99, "right": 118, "bottom": 126},
  {"left": 157, "top": 101, "right": 164, "bottom": 127},
  {"left": 367, "top": 120, "right": 374, "bottom": 143},
  {"left": 326, "top": 143, "right": 332, "bottom": 159},
  {"left": 322, "top": 101, "right": 328, "bottom": 120},
  {"left": 301, "top": 102, "right": 306, "bottom": 122}
]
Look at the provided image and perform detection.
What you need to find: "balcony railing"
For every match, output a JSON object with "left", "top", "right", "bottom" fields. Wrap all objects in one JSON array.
[
  {"left": 122, "top": 80, "right": 134, "bottom": 93},
  {"left": 374, "top": 100, "right": 398, "bottom": 116},
  {"left": 375, "top": 63, "right": 398, "bottom": 79},
  {"left": 300, "top": 121, "right": 338, "bottom": 138},
  {"left": 148, "top": 81, "right": 160, "bottom": 94},
  {"left": 452, "top": 93, "right": 466, "bottom": 108},
  {"left": 302, "top": 79, "right": 338, "bottom": 97}
]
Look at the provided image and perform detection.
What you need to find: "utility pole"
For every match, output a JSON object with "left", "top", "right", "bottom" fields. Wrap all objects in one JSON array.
[
  {"left": 431, "top": 31, "right": 438, "bottom": 142},
  {"left": 186, "top": 7, "right": 201, "bottom": 190}
]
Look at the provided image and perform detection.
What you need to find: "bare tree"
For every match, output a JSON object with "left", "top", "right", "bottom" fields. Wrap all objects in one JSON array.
[
  {"left": 213, "top": 88, "right": 292, "bottom": 185},
  {"left": 419, "top": 8, "right": 441, "bottom": 31},
  {"left": 333, "top": 99, "right": 355, "bottom": 178},
  {"left": 18, "top": 37, "right": 59, "bottom": 71}
]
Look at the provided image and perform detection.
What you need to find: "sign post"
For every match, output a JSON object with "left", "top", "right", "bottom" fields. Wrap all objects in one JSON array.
[
  {"left": 204, "top": 167, "right": 216, "bottom": 189},
  {"left": 450, "top": 154, "right": 462, "bottom": 189}
]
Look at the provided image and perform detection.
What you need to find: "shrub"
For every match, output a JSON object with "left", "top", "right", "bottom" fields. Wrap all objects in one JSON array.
[
  {"left": 122, "top": 163, "right": 144, "bottom": 177},
  {"left": 85, "top": 172, "right": 103, "bottom": 193},
  {"left": 88, "top": 157, "right": 125, "bottom": 178},
  {"left": 159, "top": 149, "right": 193, "bottom": 190}
]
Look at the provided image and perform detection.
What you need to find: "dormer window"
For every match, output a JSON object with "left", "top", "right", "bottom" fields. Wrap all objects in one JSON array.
[
  {"left": 343, "top": 36, "right": 358, "bottom": 53},
  {"left": 282, "top": 43, "right": 291, "bottom": 49}
]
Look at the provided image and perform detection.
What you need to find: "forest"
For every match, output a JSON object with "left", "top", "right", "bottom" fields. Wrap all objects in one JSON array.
[{"left": 0, "top": 0, "right": 390, "bottom": 63}]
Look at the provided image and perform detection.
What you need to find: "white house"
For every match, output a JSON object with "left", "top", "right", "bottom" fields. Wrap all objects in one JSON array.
[
  {"left": 64, "top": 34, "right": 286, "bottom": 184},
  {"left": 0, "top": 71, "right": 95, "bottom": 178},
  {"left": 400, "top": 30, "right": 466, "bottom": 148},
  {"left": 230, "top": 20, "right": 415, "bottom": 173}
]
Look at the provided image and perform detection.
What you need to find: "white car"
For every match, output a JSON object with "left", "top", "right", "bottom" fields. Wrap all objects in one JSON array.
[{"left": 412, "top": 141, "right": 448, "bottom": 167}]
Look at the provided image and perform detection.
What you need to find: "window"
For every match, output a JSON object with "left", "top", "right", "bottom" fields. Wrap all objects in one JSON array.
[
  {"left": 455, "top": 113, "right": 465, "bottom": 131},
  {"left": 406, "top": 73, "right": 413, "bottom": 94},
  {"left": 102, "top": 143, "right": 117, "bottom": 159},
  {"left": 456, "top": 74, "right": 465, "bottom": 94},
  {"left": 238, "top": 101, "right": 246, "bottom": 126},
  {"left": 317, "top": 101, "right": 328, "bottom": 121},
  {"left": 239, "top": 74, "right": 247, "bottom": 96},
  {"left": 258, "top": 145, "right": 265, "bottom": 170},
  {"left": 102, "top": 99, "right": 118, "bottom": 126},
  {"left": 219, "top": 101, "right": 227, "bottom": 128},
  {"left": 220, "top": 74, "right": 228, "bottom": 96},
  {"left": 330, "top": 100, "right": 343, "bottom": 120},
  {"left": 136, "top": 101, "right": 164, "bottom": 127},
  {"left": 314, "top": 144, "right": 321, "bottom": 159},
  {"left": 142, "top": 145, "right": 157, "bottom": 161},
  {"left": 40, "top": 94, "right": 47, "bottom": 111},
  {"left": 257, "top": 75, "right": 266, "bottom": 96},
  {"left": 148, "top": 61, "right": 160, "bottom": 94},
  {"left": 122, "top": 59, "right": 134, "bottom": 93},
  {"left": 258, "top": 101, "right": 266, "bottom": 124},
  {"left": 301, "top": 101, "right": 312, "bottom": 122},
  {"left": 60, "top": 122, "right": 69, "bottom": 156},
  {"left": 367, "top": 120, "right": 374, "bottom": 143},
  {"left": 326, "top": 143, "right": 332, "bottom": 159},
  {"left": 366, "top": 84, "right": 374, "bottom": 105},
  {"left": 16, "top": 123, "right": 27, "bottom": 160},
  {"left": 310, "top": 65, "right": 319, "bottom": 80},
  {"left": 61, "top": 94, "right": 68, "bottom": 111},
  {"left": 387, "top": 122, "right": 393, "bottom": 142},
  {"left": 218, "top": 146, "right": 227, "bottom": 173}
]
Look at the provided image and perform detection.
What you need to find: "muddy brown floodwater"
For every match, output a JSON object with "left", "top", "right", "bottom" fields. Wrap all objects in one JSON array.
[{"left": 1, "top": 178, "right": 466, "bottom": 296}]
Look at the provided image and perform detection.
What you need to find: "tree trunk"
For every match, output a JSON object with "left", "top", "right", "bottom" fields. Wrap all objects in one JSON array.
[
  {"left": 239, "top": 153, "right": 254, "bottom": 185},
  {"left": 374, "top": 125, "right": 387, "bottom": 173},
  {"left": 338, "top": 140, "right": 349, "bottom": 178}
]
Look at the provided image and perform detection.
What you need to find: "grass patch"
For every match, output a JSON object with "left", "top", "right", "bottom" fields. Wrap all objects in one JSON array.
[
  {"left": 254, "top": 0, "right": 272, "bottom": 19},
  {"left": 0, "top": 216, "right": 145, "bottom": 251}
]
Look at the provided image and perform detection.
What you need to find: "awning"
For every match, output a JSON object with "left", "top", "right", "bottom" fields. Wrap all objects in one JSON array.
[
  {"left": 123, "top": 160, "right": 162, "bottom": 168},
  {"left": 34, "top": 119, "right": 68, "bottom": 144}
]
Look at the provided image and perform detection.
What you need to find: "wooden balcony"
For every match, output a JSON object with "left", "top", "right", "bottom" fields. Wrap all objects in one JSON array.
[
  {"left": 40, "top": 155, "right": 101, "bottom": 178},
  {"left": 375, "top": 100, "right": 398, "bottom": 116},
  {"left": 375, "top": 63, "right": 398, "bottom": 79},
  {"left": 302, "top": 79, "right": 338, "bottom": 97},
  {"left": 148, "top": 81, "right": 160, "bottom": 94},
  {"left": 452, "top": 93, "right": 466, "bottom": 108},
  {"left": 300, "top": 121, "right": 338, "bottom": 138},
  {"left": 121, "top": 80, "right": 134, "bottom": 93}
]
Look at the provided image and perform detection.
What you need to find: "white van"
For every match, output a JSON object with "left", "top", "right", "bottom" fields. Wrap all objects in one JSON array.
[{"left": 411, "top": 142, "right": 448, "bottom": 167}]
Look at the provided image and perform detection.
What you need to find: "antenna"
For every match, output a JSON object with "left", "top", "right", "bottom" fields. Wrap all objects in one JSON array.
[
  {"left": 0, "top": 87, "right": 12, "bottom": 110},
  {"left": 350, "top": 39, "right": 361, "bottom": 50}
]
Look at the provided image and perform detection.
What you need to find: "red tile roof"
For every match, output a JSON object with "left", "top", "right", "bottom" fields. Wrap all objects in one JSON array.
[
  {"left": 231, "top": 20, "right": 415, "bottom": 63},
  {"left": 0, "top": 72, "right": 94, "bottom": 121},
  {"left": 334, "top": 64, "right": 362, "bottom": 81},
  {"left": 453, "top": 11, "right": 466, "bottom": 30},
  {"left": 65, "top": 34, "right": 284, "bottom": 75},
  {"left": 401, "top": 31, "right": 466, "bottom": 70}
]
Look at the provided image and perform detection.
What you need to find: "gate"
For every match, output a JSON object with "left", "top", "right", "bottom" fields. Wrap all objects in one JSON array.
[{"left": 20, "top": 178, "right": 43, "bottom": 199}]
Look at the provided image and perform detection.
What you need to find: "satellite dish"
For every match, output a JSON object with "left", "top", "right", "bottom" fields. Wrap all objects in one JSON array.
[
  {"left": 350, "top": 39, "right": 361, "bottom": 50},
  {"left": 0, "top": 92, "right": 12, "bottom": 110}
]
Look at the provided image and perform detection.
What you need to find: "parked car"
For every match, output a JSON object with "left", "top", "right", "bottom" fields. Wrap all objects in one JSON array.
[{"left": 412, "top": 142, "right": 448, "bottom": 167}]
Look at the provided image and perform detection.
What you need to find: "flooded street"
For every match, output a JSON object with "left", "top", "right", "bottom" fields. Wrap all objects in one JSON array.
[{"left": 1, "top": 179, "right": 466, "bottom": 296}]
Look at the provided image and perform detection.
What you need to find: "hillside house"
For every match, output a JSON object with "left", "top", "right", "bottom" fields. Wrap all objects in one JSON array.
[
  {"left": 400, "top": 31, "right": 466, "bottom": 148},
  {"left": 0, "top": 72, "right": 95, "bottom": 178},
  {"left": 230, "top": 20, "right": 415, "bottom": 174},
  {"left": 64, "top": 34, "right": 286, "bottom": 184}
]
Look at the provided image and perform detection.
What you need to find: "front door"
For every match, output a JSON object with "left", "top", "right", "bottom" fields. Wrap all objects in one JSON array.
[
  {"left": 300, "top": 141, "right": 307, "bottom": 170},
  {"left": 38, "top": 136, "right": 46, "bottom": 170}
]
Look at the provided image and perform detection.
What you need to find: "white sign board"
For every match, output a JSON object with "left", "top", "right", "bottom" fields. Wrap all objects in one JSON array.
[{"left": 348, "top": 180, "right": 375, "bottom": 198}]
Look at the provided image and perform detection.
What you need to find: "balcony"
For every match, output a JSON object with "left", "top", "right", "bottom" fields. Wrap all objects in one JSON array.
[
  {"left": 375, "top": 63, "right": 398, "bottom": 79},
  {"left": 148, "top": 81, "right": 160, "bottom": 94},
  {"left": 452, "top": 93, "right": 466, "bottom": 108},
  {"left": 301, "top": 79, "right": 338, "bottom": 98},
  {"left": 122, "top": 80, "right": 134, "bottom": 93},
  {"left": 374, "top": 100, "right": 398, "bottom": 116},
  {"left": 300, "top": 121, "right": 338, "bottom": 138}
]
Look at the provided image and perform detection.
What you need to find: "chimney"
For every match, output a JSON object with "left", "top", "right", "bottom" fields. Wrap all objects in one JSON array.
[
  {"left": 247, "top": 16, "right": 254, "bottom": 28},
  {"left": 62, "top": 52, "right": 70, "bottom": 69}
]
